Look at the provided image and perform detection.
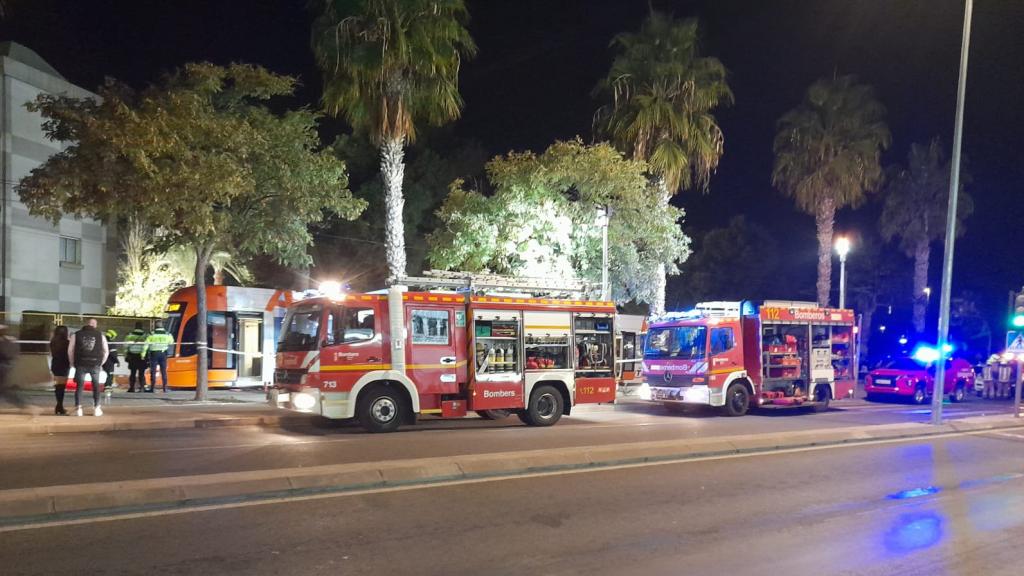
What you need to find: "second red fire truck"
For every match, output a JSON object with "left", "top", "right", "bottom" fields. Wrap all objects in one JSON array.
[
  {"left": 270, "top": 273, "right": 617, "bottom": 432},
  {"left": 644, "top": 301, "right": 857, "bottom": 416}
]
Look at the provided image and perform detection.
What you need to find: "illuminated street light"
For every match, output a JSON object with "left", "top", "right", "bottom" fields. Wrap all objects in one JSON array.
[{"left": 835, "top": 236, "right": 851, "bottom": 309}]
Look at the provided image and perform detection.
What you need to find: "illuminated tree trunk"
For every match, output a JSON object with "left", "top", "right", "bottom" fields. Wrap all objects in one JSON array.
[
  {"left": 815, "top": 196, "right": 836, "bottom": 307},
  {"left": 194, "top": 243, "right": 213, "bottom": 401},
  {"left": 381, "top": 137, "right": 407, "bottom": 280},
  {"left": 912, "top": 237, "right": 930, "bottom": 334},
  {"left": 650, "top": 179, "right": 670, "bottom": 317}
]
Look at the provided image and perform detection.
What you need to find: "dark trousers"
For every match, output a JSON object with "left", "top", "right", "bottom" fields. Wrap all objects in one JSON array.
[
  {"left": 0, "top": 364, "right": 25, "bottom": 408},
  {"left": 149, "top": 352, "right": 168, "bottom": 391},
  {"left": 54, "top": 376, "right": 67, "bottom": 411},
  {"left": 74, "top": 365, "right": 102, "bottom": 408},
  {"left": 127, "top": 353, "right": 147, "bottom": 391}
]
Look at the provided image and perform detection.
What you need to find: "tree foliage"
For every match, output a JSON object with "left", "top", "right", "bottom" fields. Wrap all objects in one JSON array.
[
  {"left": 17, "top": 62, "right": 364, "bottom": 398},
  {"left": 594, "top": 12, "right": 732, "bottom": 193},
  {"left": 428, "top": 140, "right": 691, "bottom": 304},
  {"left": 772, "top": 74, "right": 890, "bottom": 305},
  {"left": 311, "top": 0, "right": 477, "bottom": 145}
]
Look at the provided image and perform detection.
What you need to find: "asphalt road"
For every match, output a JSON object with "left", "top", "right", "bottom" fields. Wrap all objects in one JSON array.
[
  {"left": 4, "top": 426, "right": 1024, "bottom": 575},
  {"left": 0, "top": 395, "right": 1014, "bottom": 490}
]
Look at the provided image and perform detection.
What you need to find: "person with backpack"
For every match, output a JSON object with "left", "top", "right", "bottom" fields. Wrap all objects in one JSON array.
[
  {"left": 67, "top": 318, "right": 109, "bottom": 417},
  {"left": 144, "top": 320, "right": 175, "bottom": 393},
  {"left": 124, "top": 322, "right": 148, "bottom": 392},
  {"left": 49, "top": 325, "right": 71, "bottom": 415}
]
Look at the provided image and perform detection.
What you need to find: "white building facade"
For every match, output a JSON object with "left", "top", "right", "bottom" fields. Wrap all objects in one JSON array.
[{"left": 0, "top": 42, "right": 115, "bottom": 315}]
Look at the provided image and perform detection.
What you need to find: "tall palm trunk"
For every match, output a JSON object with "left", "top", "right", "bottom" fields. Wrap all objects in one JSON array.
[
  {"left": 912, "top": 238, "right": 930, "bottom": 334},
  {"left": 814, "top": 197, "right": 836, "bottom": 307},
  {"left": 381, "top": 137, "right": 408, "bottom": 280},
  {"left": 650, "top": 178, "right": 670, "bottom": 317},
  {"left": 194, "top": 243, "right": 214, "bottom": 401}
]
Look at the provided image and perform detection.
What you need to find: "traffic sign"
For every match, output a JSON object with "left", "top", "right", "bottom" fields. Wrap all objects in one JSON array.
[{"left": 1008, "top": 332, "right": 1024, "bottom": 353}]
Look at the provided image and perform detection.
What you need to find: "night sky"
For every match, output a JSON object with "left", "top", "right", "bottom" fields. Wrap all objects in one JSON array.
[{"left": 3, "top": 0, "right": 1023, "bottom": 332}]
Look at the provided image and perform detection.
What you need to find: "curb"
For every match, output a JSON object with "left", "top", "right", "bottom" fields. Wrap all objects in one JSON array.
[
  {"left": 2, "top": 414, "right": 1022, "bottom": 527},
  {"left": 0, "top": 414, "right": 311, "bottom": 435}
]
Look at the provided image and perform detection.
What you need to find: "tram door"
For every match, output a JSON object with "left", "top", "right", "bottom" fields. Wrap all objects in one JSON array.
[{"left": 236, "top": 315, "right": 264, "bottom": 382}]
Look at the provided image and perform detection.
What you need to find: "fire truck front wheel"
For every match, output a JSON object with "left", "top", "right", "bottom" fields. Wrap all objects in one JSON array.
[
  {"left": 722, "top": 383, "right": 750, "bottom": 417},
  {"left": 357, "top": 385, "right": 406, "bottom": 433},
  {"left": 520, "top": 385, "right": 564, "bottom": 427}
]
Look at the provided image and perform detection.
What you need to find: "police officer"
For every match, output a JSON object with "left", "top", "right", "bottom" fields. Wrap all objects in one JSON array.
[
  {"left": 145, "top": 321, "right": 175, "bottom": 393},
  {"left": 124, "top": 322, "right": 148, "bottom": 392},
  {"left": 68, "top": 318, "right": 109, "bottom": 416}
]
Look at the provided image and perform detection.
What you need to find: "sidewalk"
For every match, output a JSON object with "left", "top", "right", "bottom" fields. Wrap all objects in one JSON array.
[
  {"left": 0, "top": 388, "right": 294, "bottom": 435},
  {"left": 2, "top": 413, "right": 1022, "bottom": 526}
]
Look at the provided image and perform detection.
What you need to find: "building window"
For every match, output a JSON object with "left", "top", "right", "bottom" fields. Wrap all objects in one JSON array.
[{"left": 59, "top": 237, "right": 81, "bottom": 265}]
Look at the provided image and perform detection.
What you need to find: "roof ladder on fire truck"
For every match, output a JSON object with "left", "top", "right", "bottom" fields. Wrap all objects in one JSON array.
[{"left": 391, "top": 270, "right": 592, "bottom": 298}]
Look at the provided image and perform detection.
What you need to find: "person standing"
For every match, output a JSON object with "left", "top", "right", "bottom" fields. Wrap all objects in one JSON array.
[
  {"left": 0, "top": 324, "right": 25, "bottom": 409},
  {"left": 124, "top": 322, "right": 148, "bottom": 392},
  {"left": 49, "top": 325, "right": 71, "bottom": 415},
  {"left": 102, "top": 329, "right": 120, "bottom": 390},
  {"left": 68, "top": 319, "right": 109, "bottom": 417},
  {"left": 145, "top": 320, "right": 175, "bottom": 393}
]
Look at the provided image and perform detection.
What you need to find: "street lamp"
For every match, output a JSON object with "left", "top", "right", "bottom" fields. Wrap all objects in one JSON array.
[
  {"left": 595, "top": 207, "right": 610, "bottom": 301},
  {"left": 933, "top": 0, "right": 973, "bottom": 426},
  {"left": 835, "top": 236, "right": 851, "bottom": 309},
  {"left": 923, "top": 286, "right": 931, "bottom": 303}
]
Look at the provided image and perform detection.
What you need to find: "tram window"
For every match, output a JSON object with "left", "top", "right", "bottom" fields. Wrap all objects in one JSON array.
[{"left": 180, "top": 317, "right": 197, "bottom": 357}]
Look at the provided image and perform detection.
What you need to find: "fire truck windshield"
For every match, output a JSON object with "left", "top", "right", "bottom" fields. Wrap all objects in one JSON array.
[
  {"left": 278, "top": 304, "right": 323, "bottom": 352},
  {"left": 644, "top": 326, "right": 707, "bottom": 360}
]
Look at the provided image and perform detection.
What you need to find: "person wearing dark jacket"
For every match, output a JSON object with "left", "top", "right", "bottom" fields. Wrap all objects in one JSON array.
[
  {"left": 68, "top": 319, "right": 109, "bottom": 417},
  {"left": 49, "top": 325, "right": 71, "bottom": 415},
  {"left": 124, "top": 323, "right": 148, "bottom": 392},
  {"left": 102, "top": 329, "right": 120, "bottom": 388}
]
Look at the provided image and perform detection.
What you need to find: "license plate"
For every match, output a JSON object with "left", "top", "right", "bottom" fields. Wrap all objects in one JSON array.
[{"left": 874, "top": 379, "right": 891, "bottom": 386}]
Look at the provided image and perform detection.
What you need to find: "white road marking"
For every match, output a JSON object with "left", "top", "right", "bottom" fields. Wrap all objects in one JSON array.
[{"left": 6, "top": 424, "right": 1024, "bottom": 533}]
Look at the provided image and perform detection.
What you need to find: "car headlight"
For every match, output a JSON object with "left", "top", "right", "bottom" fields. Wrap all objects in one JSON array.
[{"left": 292, "top": 392, "right": 317, "bottom": 411}]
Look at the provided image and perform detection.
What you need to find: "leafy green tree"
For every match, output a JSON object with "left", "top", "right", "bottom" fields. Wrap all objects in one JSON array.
[
  {"left": 773, "top": 74, "right": 891, "bottom": 307},
  {"left": 880, "top": 138, "right": 973, "bottom": 334},
  {"left": 17, "top": 63, "right": 364, "bottom": 399},
  {"left": 428, "top": 140, "right": 691, "bottom": 304},
  {"left": 311, "top": 0, "right": 477, "bottom": 281},
  {"left": 594, "top": 12, "right": 732, "bottom": 315},
  {"left": 108, "top": 220, "right": 190, "bottom": 318}
]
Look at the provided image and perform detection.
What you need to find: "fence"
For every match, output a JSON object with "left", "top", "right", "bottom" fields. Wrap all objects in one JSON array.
[{"left": 3, "top": 311, "right": 158, "bottom": 388}]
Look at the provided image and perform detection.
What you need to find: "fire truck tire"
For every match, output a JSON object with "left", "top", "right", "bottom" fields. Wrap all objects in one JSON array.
[
  {"left": 477, "top": 409, "right": 512, "bottom": 420},
  {"left": 356, "top": 386, "right": 405, "bottom": 433},
  {"left": 722, "top": 383, "right": 749, "bottom": 417},
  {"left": 522, "top": 385, "right": 564, "bottom": 427}
]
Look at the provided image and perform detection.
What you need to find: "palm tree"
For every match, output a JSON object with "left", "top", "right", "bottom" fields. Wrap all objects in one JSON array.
[
  {"left": 880, "top": 138, "right": 973, "bottom": 334},
  {"left": 594, "top": 12, "right": 732, "bottom": 316},
  {"left": 164, "top": 247, "right": 253, "bottom": 287},
  {"left": 773, "top": 75, "right": 890, "bottom": 307},
  {"left": 311, "top": 0, "right": 476, "bottom": 280}
]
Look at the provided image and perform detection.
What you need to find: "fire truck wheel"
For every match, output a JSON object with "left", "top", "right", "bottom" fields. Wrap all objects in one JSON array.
[
  {"left": 722, "top": 383, "right": 749, "bottom": 417},
  {"left": 477, "top": 409, "right": 512, "bottom": 420},
  {"left": 522, "top": 385, "right": 564, "bottom": 426},
  {"left": 357, "top": 386, "right": 404, "bottom": 433}
]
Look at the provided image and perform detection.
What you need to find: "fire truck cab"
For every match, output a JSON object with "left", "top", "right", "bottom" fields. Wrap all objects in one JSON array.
[
  {"left": 270, "top": 273, "right": 617, "bottom": 432},
  {"left": 644, "top": 301, "right": 857, "bottom": 416}
]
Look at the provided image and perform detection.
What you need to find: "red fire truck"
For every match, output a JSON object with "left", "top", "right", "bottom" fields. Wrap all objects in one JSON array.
[
  {"left": 270, "top": 273, "right": 617, "bottom": 432},
  {"left": 644, "top": 301, "right": 857, "bottom": 416}
]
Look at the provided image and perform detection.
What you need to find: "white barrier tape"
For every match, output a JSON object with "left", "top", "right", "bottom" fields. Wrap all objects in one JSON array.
[{"left": 615, "top": 358, "right": 645, "bottom": 364}]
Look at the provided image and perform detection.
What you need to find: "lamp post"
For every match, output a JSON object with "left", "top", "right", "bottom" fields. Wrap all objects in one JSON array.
[
  {"left": 835, "top": 236, "right": 851, "bottom": 309},
  {"left": 932, "top": 0, "right": 973, "bottom": 426},
  {"left": 595, "top": 206, "right": 610, "bottom": 301}
]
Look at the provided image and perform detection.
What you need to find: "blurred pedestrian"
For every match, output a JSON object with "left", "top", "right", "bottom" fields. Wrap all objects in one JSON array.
[
  {"left": 102, "top": 329, "right": 120, "bottom": 390},
  {"left": 49, "top": 325, "right": 71, "bottom": 415},
  {"left": 124, "top": 322, "right": 148, "bottom": 392},
  {"left": 0, "top": 324, "right": 25, "bottom": 409},
  {"left": 68, "top": 318, "right": 108, "bottom": 417},
  {"left": 144, "top": 320, "right": 174, "bottom": 393}
]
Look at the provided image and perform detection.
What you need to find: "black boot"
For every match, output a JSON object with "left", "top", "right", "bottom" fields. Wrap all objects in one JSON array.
[{"left": 54, "top": 384, "right": 67, "bottom": 415}]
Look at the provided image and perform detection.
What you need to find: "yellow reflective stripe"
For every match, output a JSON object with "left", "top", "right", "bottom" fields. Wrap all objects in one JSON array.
[
  {"left": 420, "top": 408, "right": 443, "bottom": 414},
  {"left": 320, "top": 364, "right": 394, "bottom": 372}
]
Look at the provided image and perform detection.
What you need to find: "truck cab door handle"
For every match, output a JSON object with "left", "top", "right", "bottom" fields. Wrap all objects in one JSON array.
[
  {"left": 367, "top": 357, "right": 381, "bottom": 363},
  {"left": 440, "top": 356, "right": 457, "bottom": 366}
]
